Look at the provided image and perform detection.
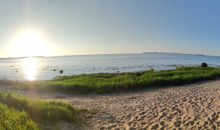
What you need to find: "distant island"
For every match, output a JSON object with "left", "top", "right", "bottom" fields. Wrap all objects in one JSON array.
[{"left": 142, "top": 52, "right": 220, "bottom": 58}]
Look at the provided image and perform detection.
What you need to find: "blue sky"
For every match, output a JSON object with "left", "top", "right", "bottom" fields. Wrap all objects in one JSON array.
[{"left": 1, "top": 0, "right": 220, "bottom": 57}]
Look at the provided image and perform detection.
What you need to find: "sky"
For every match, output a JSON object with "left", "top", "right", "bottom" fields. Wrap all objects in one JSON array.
[{"left": 1, "top": 0, "right": 220, "bottom": 58}]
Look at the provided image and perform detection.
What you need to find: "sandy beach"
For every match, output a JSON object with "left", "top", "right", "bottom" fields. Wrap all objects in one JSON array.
[{"left": 1, "top": 80, "right": 220, "bottom": 129}]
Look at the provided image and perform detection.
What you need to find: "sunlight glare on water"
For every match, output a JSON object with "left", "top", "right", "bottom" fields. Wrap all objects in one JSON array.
[{"left": 22, "top": 58, "right": 38, "bottom": 81}]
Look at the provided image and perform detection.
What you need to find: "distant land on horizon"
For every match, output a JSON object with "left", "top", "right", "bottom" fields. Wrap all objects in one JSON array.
[
  {"left": 1, "top": 52, "right": 220, "bottom": 60},
  {"left": 142, "top": 52, "right": 208, "bottom": 57}
]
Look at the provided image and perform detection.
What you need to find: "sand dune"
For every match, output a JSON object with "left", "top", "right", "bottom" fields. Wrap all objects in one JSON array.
[
  {"left": 1, "top": 80, "right": 220, "bottom": 129},
  {"left": 68, "top": 80, "right": 220, "bottom": 129}
]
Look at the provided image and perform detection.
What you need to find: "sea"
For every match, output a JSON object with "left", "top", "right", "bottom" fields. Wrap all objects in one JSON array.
[{"left": 0, "top": 53, "right": 220, "bottom": 81}]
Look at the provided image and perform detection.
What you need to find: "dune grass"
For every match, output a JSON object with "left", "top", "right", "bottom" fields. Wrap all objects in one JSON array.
[
  {"left": 0, "top": 103, "right": 39, "bottom": 130},
  {"left": 0, "top": 93, "right": 84, "bottom": 130},
  {"left": 20, "top": 66, "right": 220, "bottom": 94}
]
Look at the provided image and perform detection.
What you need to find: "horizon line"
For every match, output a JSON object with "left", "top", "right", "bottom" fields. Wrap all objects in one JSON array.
[{"left": 1, "top": 51, "right": 220, "bottom": 59}]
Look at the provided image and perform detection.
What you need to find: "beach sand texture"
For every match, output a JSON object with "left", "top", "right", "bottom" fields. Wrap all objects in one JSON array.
[
  {"left": 68, "top": 80, "right": 220, "bottom": 130},
  {"left": 1, "top": 80, "right": 220, "bottom": 129}
]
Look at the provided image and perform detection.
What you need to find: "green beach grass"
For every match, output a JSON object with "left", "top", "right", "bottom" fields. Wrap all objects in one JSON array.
[
  {"left": 0, "top": 103, "right": 38, "bottom": 130},
  {"left": 0, "top": 93, "right": 85, "bottom": 130},
  {"left": 19, "top": 66, "right": 220, "bottom": 94}
]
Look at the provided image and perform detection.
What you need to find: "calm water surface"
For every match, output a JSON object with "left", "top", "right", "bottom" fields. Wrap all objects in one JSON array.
[{"left": 1, "top": 53, "right": 220, "bottom": 81}]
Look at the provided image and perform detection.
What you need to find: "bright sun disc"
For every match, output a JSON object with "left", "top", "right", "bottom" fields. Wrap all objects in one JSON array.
[{"left": 9, "top": 29, "right": 49, "bottom": 57}]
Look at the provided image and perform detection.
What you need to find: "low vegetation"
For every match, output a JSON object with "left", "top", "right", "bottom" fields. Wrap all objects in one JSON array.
[
  {"left": 20, "top": 66, "right": 220, "bottom": 94},
  {"left": 0, "top": 103, "right": 38, "bottom": 130},
  {"left": 0, "top": 93, "right": 83, "bottom": 130}
]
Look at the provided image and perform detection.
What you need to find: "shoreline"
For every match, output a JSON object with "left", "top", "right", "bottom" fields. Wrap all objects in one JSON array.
[{"left": 12, "top": 66, "right": 220, "bottom": 94}]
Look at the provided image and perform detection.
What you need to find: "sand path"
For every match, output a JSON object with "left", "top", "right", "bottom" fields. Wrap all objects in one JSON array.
[{"left": 1, "top": 80, "right": 220, "bottom": 129}]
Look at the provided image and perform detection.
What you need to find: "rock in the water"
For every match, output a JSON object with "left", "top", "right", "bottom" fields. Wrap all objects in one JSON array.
[
  {"left": 201, "top": 62, "right": 208, "bottom": 67},
  {"left": 59, "top": 70, "right": 64, "bottom": 74}
]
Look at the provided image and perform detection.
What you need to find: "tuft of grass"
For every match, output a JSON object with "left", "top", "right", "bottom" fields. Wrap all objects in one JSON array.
[
  {"left": 18, "top": 66, "right": 220, "bottom": 94},
  {"left": 0, "top": 93, "right": 86, "bottom": 129},
  {"left": 0, "top": 103, "right": 39, "bottom": 130},
  {"left": 0, "top": 93, "right": 80, "bottom": 124}
]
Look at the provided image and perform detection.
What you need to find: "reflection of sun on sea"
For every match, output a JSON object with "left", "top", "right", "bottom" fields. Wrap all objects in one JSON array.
[
  {"left": 8, "top": 28, "right": 51, "bottom": 81},
  {"left": 22, "top": 58, "right": 38, "bottom": 81}
]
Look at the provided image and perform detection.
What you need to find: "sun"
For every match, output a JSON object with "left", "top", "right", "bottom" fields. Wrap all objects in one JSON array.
[{"left": 9, "top": 29, "right": 49, "bottom": 57}]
